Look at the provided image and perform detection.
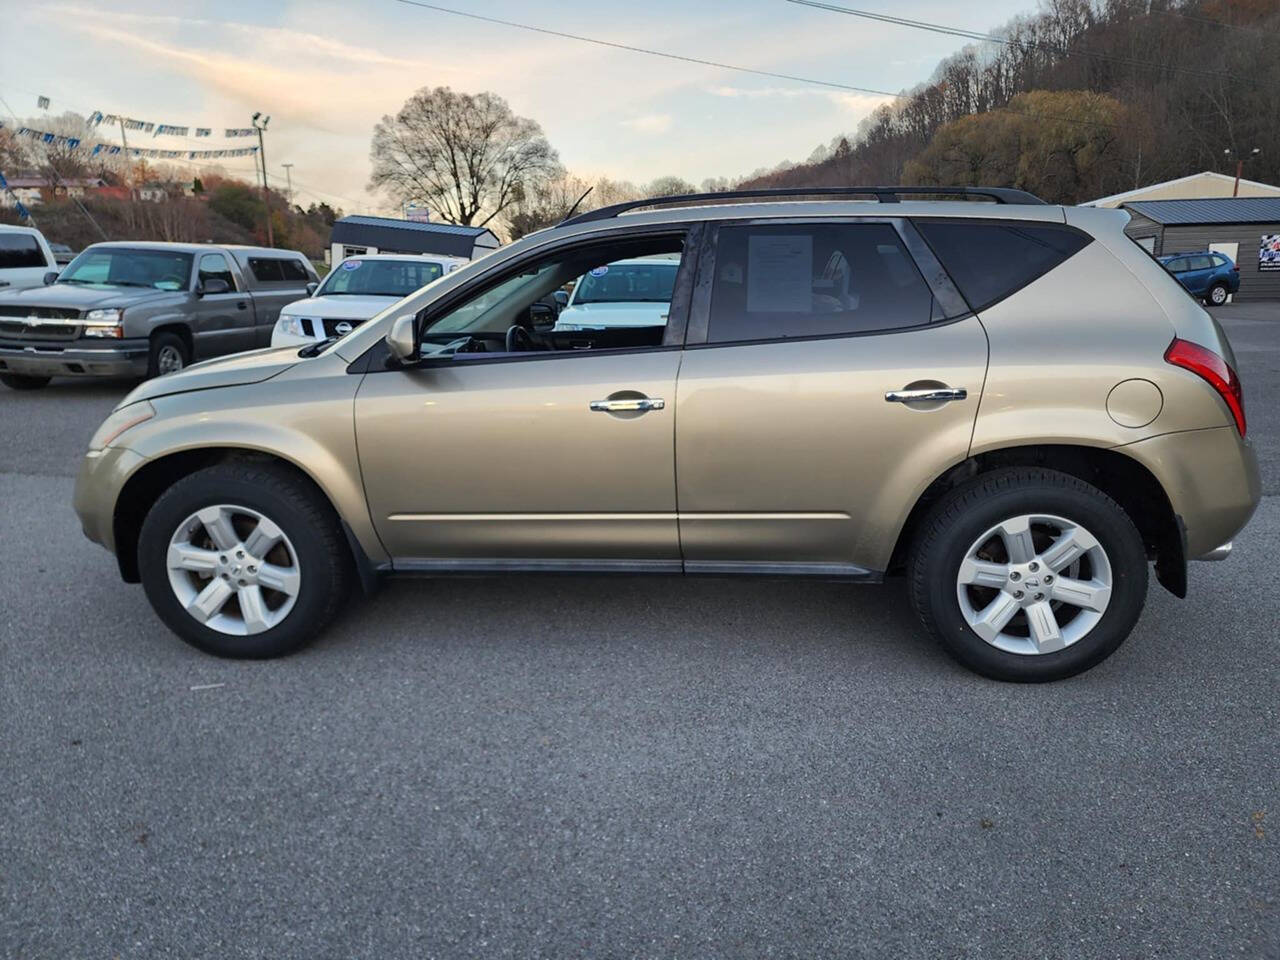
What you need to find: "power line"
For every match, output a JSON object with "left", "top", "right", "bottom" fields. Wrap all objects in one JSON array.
[
  {"left": 391, "top": 0, "right": 897, "bottom": 98},
  {"left": 785, "top": 0, "right": 1257, "bottom": 85}
]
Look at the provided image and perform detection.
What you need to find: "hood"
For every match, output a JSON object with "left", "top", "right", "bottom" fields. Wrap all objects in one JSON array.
[
  {"left": 280, "top": 293, "right": 399, "bottom": 322},
  {"left": 119, "top": 344, "right": 300, "bottom": 407},
  {"left": 0, "top": 282, "right": 179, "bottom": 311},
  {"left": 557, "top": 301, "right": 671, "bottom": 328}
]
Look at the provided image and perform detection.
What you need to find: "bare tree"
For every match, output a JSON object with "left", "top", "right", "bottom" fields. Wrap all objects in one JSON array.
[{"left": 369, "top": 86, "right": 561, "bottom": 227}]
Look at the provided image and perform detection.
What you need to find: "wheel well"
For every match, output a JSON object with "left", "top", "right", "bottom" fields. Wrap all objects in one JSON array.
[
  {"left": 112, "top": 447, "right": 352, "bottom": 583},
  {"left": 150, "top": 323, "right": 193, "bottom": 359},
  {"left": 889, "top": 444, "right": 1186, "bottom": 597}
]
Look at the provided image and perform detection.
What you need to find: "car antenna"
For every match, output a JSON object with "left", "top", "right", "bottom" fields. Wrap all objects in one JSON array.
[{"left": 561, "top": 186, "right": 594, "bottom": 222}]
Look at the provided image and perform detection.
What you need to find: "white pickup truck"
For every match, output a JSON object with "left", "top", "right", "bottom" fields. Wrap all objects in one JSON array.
[{"left": 0, "top": 225, "right": 59, "bottom": 293}]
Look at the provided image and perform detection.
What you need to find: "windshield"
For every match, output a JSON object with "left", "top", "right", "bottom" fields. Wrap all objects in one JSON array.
[
  {"left": 59, "top": 249, "right": 194, "bottom": 290},
  {"left": 571, "top": 261, "right": 678, "bottom": 304},
  {"left": 318, "top": 258, "right": 444, "bottom": 298}
]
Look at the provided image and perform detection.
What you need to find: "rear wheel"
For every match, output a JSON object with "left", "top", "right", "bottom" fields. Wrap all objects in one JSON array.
[
  {"left": 137, "top": 462, "right": 352, "bottom": 658},
  {"left": 147, "top": 332, "right": 189, "bottom": 378},
  {"left": 0, "top": 373, "right": 52, "bottom": 390},
  {"left": 909, "top": 468, "right": 1148, "bottom": 682},
  {"left": 1206, "top": 282, "right": 1229, "bottom": 306}
]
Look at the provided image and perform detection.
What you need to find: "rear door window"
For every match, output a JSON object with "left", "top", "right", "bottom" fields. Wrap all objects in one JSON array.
[
  {"left": 1165, "top": 258, "right": 1189, "bottom": 273},
  {"left": 914, "top": 220, "right": 1091, "bottom": 313},
  {"left": 0, "top": 233, "right": 47, "bottom": 269},
  {"left": 248, "top": 257, "right": 284, "bottom": 282},
  {"left": 707, "top": 222, "right": 936, "bottom": 343}
]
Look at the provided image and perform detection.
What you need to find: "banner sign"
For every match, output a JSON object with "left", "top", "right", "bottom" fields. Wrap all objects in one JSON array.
[
  {"left": 224, "top": 128, "right": 256, "bottom": 138},
  {"left": 11, "top": 123, "right": 257, "bottom": 161},
  {"left": 1261, "top": 235, "right": 1280, "bottom": 273},
  {"left": 89, "top": 112, "right": 253, "bottom": 141},
  {"left": 37, "top": 95, "right": 50, "bottom": 109}
]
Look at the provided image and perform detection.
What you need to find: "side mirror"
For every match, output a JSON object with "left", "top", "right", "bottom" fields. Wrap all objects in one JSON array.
[
  {"left": 198, "top": 278, "right": 231, "bottom": 296},
  {"left": 306, "top": 281, "right": 319, "bottom": 297},
  {"left": 385, "top": 313, "right": 418, "bottom": 363},
  {"left": 43, "top": 271, "right": 59, "bottom": 286},
  {"left": 552, "top": 289, "right": 569, "bottom": 308}
]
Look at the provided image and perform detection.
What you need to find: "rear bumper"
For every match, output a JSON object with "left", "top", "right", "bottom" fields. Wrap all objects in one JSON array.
[
  {"left": 1120, "top": 425, "right": 1261, "bottom": 559},
  {"left": 0, "top": 338, "right": 149, "bottom": 378}
]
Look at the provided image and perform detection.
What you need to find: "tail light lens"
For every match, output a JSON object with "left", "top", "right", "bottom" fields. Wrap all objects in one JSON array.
[{"left": 1165, "top": 337, "right": 1246, "bottom": 436}]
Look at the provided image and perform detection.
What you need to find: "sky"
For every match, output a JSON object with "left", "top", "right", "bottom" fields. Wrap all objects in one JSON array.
[{"left": 1, "top": 0, "right": 1037, "bottom": 216}]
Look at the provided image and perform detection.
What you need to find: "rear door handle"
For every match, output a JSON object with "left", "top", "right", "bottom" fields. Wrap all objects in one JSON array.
[
  {"left": 885, "top": 387, "right": 967, "bottom": 403},
  {"left": 589, "top": 397, "right": 665, "bottom": 413}
]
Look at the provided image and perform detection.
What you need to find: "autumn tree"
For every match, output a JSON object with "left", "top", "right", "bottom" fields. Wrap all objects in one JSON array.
[{"left": 369, "top": 87, "right": 561, "bottom": 227}]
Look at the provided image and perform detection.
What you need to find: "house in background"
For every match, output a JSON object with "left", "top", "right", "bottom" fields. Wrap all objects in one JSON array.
[
  {"left": 1120, "top": 197, "right": 1280, "bottom": 301},
  {"left": 0, "top": 175, "right": 106, "bottom": 207},
  {"left": 1082, "top": 171, "right": 1280, "bottom": 208}
]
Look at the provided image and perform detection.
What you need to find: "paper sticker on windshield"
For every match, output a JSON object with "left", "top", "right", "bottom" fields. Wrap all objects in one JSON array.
[
  {"left": 342, "top": 259, "right": 362, "bottom": 271},
  {"left": 589, "top": 265, "right": 609, "bottom": 277}
]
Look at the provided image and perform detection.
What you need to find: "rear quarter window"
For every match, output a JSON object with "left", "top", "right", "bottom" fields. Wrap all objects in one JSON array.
[
  {"left": 0, "top": 234, "right": 47, "bottom": 270},
  {"left": 914, "top": 220, "right": 1091, "bottom": 313},
  {"left": 248, "top": 257, "right": 310, "bottom": 283}
]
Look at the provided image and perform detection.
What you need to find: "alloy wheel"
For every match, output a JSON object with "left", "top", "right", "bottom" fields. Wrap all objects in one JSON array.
[
  {"left": 157, "top": 344, "right": 185, "bottom": 375},
  {"left": 166, "top": 504, "right": 301, "bottom": 635},
  {"left": 955, "top": 513, "right": 1112, "bottom": 655}
]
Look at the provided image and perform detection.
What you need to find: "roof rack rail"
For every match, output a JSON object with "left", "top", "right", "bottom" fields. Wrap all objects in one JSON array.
[{"left": 559, "top": 185, "right": 1046, "bottom": 227}]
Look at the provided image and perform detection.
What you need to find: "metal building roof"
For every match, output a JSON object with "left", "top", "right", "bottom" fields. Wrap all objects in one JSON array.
[{"left": 1123, "top": 197, "right": 1280, "bottom": 225}]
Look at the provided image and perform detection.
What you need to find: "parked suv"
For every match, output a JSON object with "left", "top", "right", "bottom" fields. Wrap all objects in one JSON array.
[
  {"left": 73, "top": 187, "right": 1259, "bottom": 681},
  {"left": 1159, "top": 250, "right": 1239, "bottom": 306},
  {"left": 0, "top": 224, "right": 59, "bottom": 293},
  {"left": 0, "top": 241, "right": 317, "bottom": 389}
]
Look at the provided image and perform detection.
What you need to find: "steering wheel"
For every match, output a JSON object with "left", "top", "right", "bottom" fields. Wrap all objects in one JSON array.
[{"left": 505, "top": 323, "right": 536, "bottom": 352}]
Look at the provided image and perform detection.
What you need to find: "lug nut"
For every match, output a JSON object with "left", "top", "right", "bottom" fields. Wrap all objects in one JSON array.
[
  {"left": 1043, "top": 574, "right": 1054, "bottom": 584},
  {"left": 1034, "top": 592, "right": 1045, "bottom": 601},
  {"left": 1029, "top": 561, "right": 1040, "bottom": 572},
  {"left": 238, "top": 578, "right": 246, "bottom": 586},
  {"left": 1014, "top": 590, "right": 1025, "bottom": 599},
  {"left": 219, "top": 555, "right": 227, "bottom": 563},
  {"left": 248, "top": 565, "right": 257, "bottom": 574},
  {"left": 236, "top": 550, "right": 245, "bottom": 559},
  {"left": 1010, "top": 571, "right": 1021, "bottom": 581}
]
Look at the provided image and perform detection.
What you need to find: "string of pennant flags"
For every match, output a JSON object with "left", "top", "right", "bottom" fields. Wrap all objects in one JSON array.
[
  {"left": 3, "top": 122, "right": 259, "bottom": 160},
  {"left": 86, "top": 111, "right": 256, "bottom": 139}
]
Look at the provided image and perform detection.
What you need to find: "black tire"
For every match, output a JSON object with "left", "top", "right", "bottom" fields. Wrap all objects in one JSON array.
[
  {"left": 1205, "top": 283, "right": 1229, "bottom": 307},
  {"left": 137, "top": 462, "right": 353, "bottom": 658},
  {"left": 908, "top": 468, "right": 1148, "bottom": 682},
  {"left": 0, "top": 373, "right": 52, "bottom": 390},
  {"left": 147, "top": 331, "right": 189, "bottom": 378}
]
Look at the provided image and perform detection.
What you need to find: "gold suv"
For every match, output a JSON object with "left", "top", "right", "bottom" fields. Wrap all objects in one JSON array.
[{"left": 74, "top": 187, "right": 1261, "bottom": 681}]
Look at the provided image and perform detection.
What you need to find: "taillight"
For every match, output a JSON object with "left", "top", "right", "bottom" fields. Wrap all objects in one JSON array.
[{"left": 1164, "top": 337, "right": 1246, "bottom": 436}]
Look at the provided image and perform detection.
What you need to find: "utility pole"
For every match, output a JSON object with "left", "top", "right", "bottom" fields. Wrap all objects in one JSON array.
[
  {"left": 252, "top": 112, "right": 274, "bottom": 247},
  {"left": 118, "top": 116, "right": 134, "bottom": 200},
  {"left": 1225, "top": 147, "right": 1262, "bottom": 197},
  {"left": 282, "top": 162, "right": 294, "bottom": 208}
]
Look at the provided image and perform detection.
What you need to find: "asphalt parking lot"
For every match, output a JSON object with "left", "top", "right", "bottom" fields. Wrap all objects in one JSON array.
[{"left": 3, "top": 305, "right": 1277, "bottom": 959}]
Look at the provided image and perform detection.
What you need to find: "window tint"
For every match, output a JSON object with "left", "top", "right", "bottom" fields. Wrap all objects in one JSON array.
[
  {"left": 1187, "top": 255, "right": 1214, "bottom": 271},
  {"left": 319, "top": 258, "right": 442, "bottom": 298},
  {"left": 248, "top": 257, "right": 283, "bottom": 282},
  {"left": 707, "top": 223, "right": 934, "bottom": 343},
  {"left": 914, "top": 220, "right": 1091, "bottom": 312},
  {"left": 1165, "top": 258, "right": 1189, "bottom": 273},
  {"left": 197, "top": 253, "right": 236, "bottom": 291},
  {"left": 280, "top": 258, "right": 310, "bottom": 281},
  {"left": 0, "top": 233, "right": 47, "bottom": 269}
]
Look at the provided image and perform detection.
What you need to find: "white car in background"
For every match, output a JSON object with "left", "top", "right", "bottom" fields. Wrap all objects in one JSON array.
[
  {"left": 0, "top": 225, "right": 59, "bottom": 292},
  {"left": 553, "top": 256, "right": 680, "bottom": 331},
  {"left": 272, "top": 253, "right": 466, "bottom": 347}
]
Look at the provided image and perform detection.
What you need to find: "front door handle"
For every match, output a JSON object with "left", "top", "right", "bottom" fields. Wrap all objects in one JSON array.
[
  {"left": 589, "top": 397, "right": 665, "bottom": 413},
  {"left": 885, "top": 387, "right": 968, "bottom": 403},
  {"left": 237, "top": 301, "right": 248, "bottom": 310}
]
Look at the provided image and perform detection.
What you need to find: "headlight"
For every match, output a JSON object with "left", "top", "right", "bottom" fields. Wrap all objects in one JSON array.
[
  {"left": 88, "top": 401, "right": 155, "bottom": 451},
  {"left": 83, "top": 308, "right": 123, "bottom": 338},
  {"left": 276, "top": 315, "right": 306, "bottom": 338}
]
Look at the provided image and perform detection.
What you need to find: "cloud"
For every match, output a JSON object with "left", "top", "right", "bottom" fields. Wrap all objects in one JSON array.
[
  {"left": 619, "top": 114, "right": 672, "bottom": 134},
  {"left": 709, "top": 85, "right": 896, "bottom": 113}
]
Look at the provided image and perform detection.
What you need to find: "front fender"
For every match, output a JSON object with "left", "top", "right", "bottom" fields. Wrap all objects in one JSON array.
[{"left": 115, "top": 356, "right": 388, "bottom": 566}]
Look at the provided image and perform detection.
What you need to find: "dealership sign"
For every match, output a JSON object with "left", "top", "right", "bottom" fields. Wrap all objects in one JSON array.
[{"left": 1262, "top": 235, "right": 1280, "bottom": 272}]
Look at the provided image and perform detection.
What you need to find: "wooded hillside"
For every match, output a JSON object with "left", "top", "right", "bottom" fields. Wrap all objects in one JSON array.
[{"left": 742, "top": 0, "right": 1280, "bottom": 203}]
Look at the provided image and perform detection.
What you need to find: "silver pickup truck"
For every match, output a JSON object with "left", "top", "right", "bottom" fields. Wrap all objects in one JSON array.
[{"left": 0, "top": 241, "right": 318, "bottom": 390}]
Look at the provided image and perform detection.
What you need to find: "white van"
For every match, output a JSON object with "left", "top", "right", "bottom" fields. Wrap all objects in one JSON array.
[
  {"left": 272, "top": 253, "right": 466, "bottom": 347},
  {"left": 0, "top": 225, "right": 58, "bottom": 292}
]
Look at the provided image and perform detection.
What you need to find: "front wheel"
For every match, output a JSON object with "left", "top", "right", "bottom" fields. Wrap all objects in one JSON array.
[
  {"left": 0, "top": 373, "right": 52, "bottom": 390},
  {"left": 137, "top": 462, "right": 352, "bottom": 658},
  {"left": 909, "top": 468, "right": 1148, "bottom": 682},
  {"left": 1206, "top": 282, "right": 1229, "bottom": 307},
  {"left": 147, "top": 332, "right": 189, "bottom": 378}
]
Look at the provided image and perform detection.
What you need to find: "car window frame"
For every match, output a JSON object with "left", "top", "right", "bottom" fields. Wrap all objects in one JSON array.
[
  {"left": 196, "top": 252, "right": 238, "bottom": 292},
  {"left": 683, "top": 216, "right": 970, "bottom": 348},
  {"left": 354, "top": 222, "right": 702, "bottom": 374}
]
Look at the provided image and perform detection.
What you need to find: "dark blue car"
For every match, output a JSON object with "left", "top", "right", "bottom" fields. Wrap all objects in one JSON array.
[{"left": 1158, "top": 250, "right": 1239, "bottom": 306}]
